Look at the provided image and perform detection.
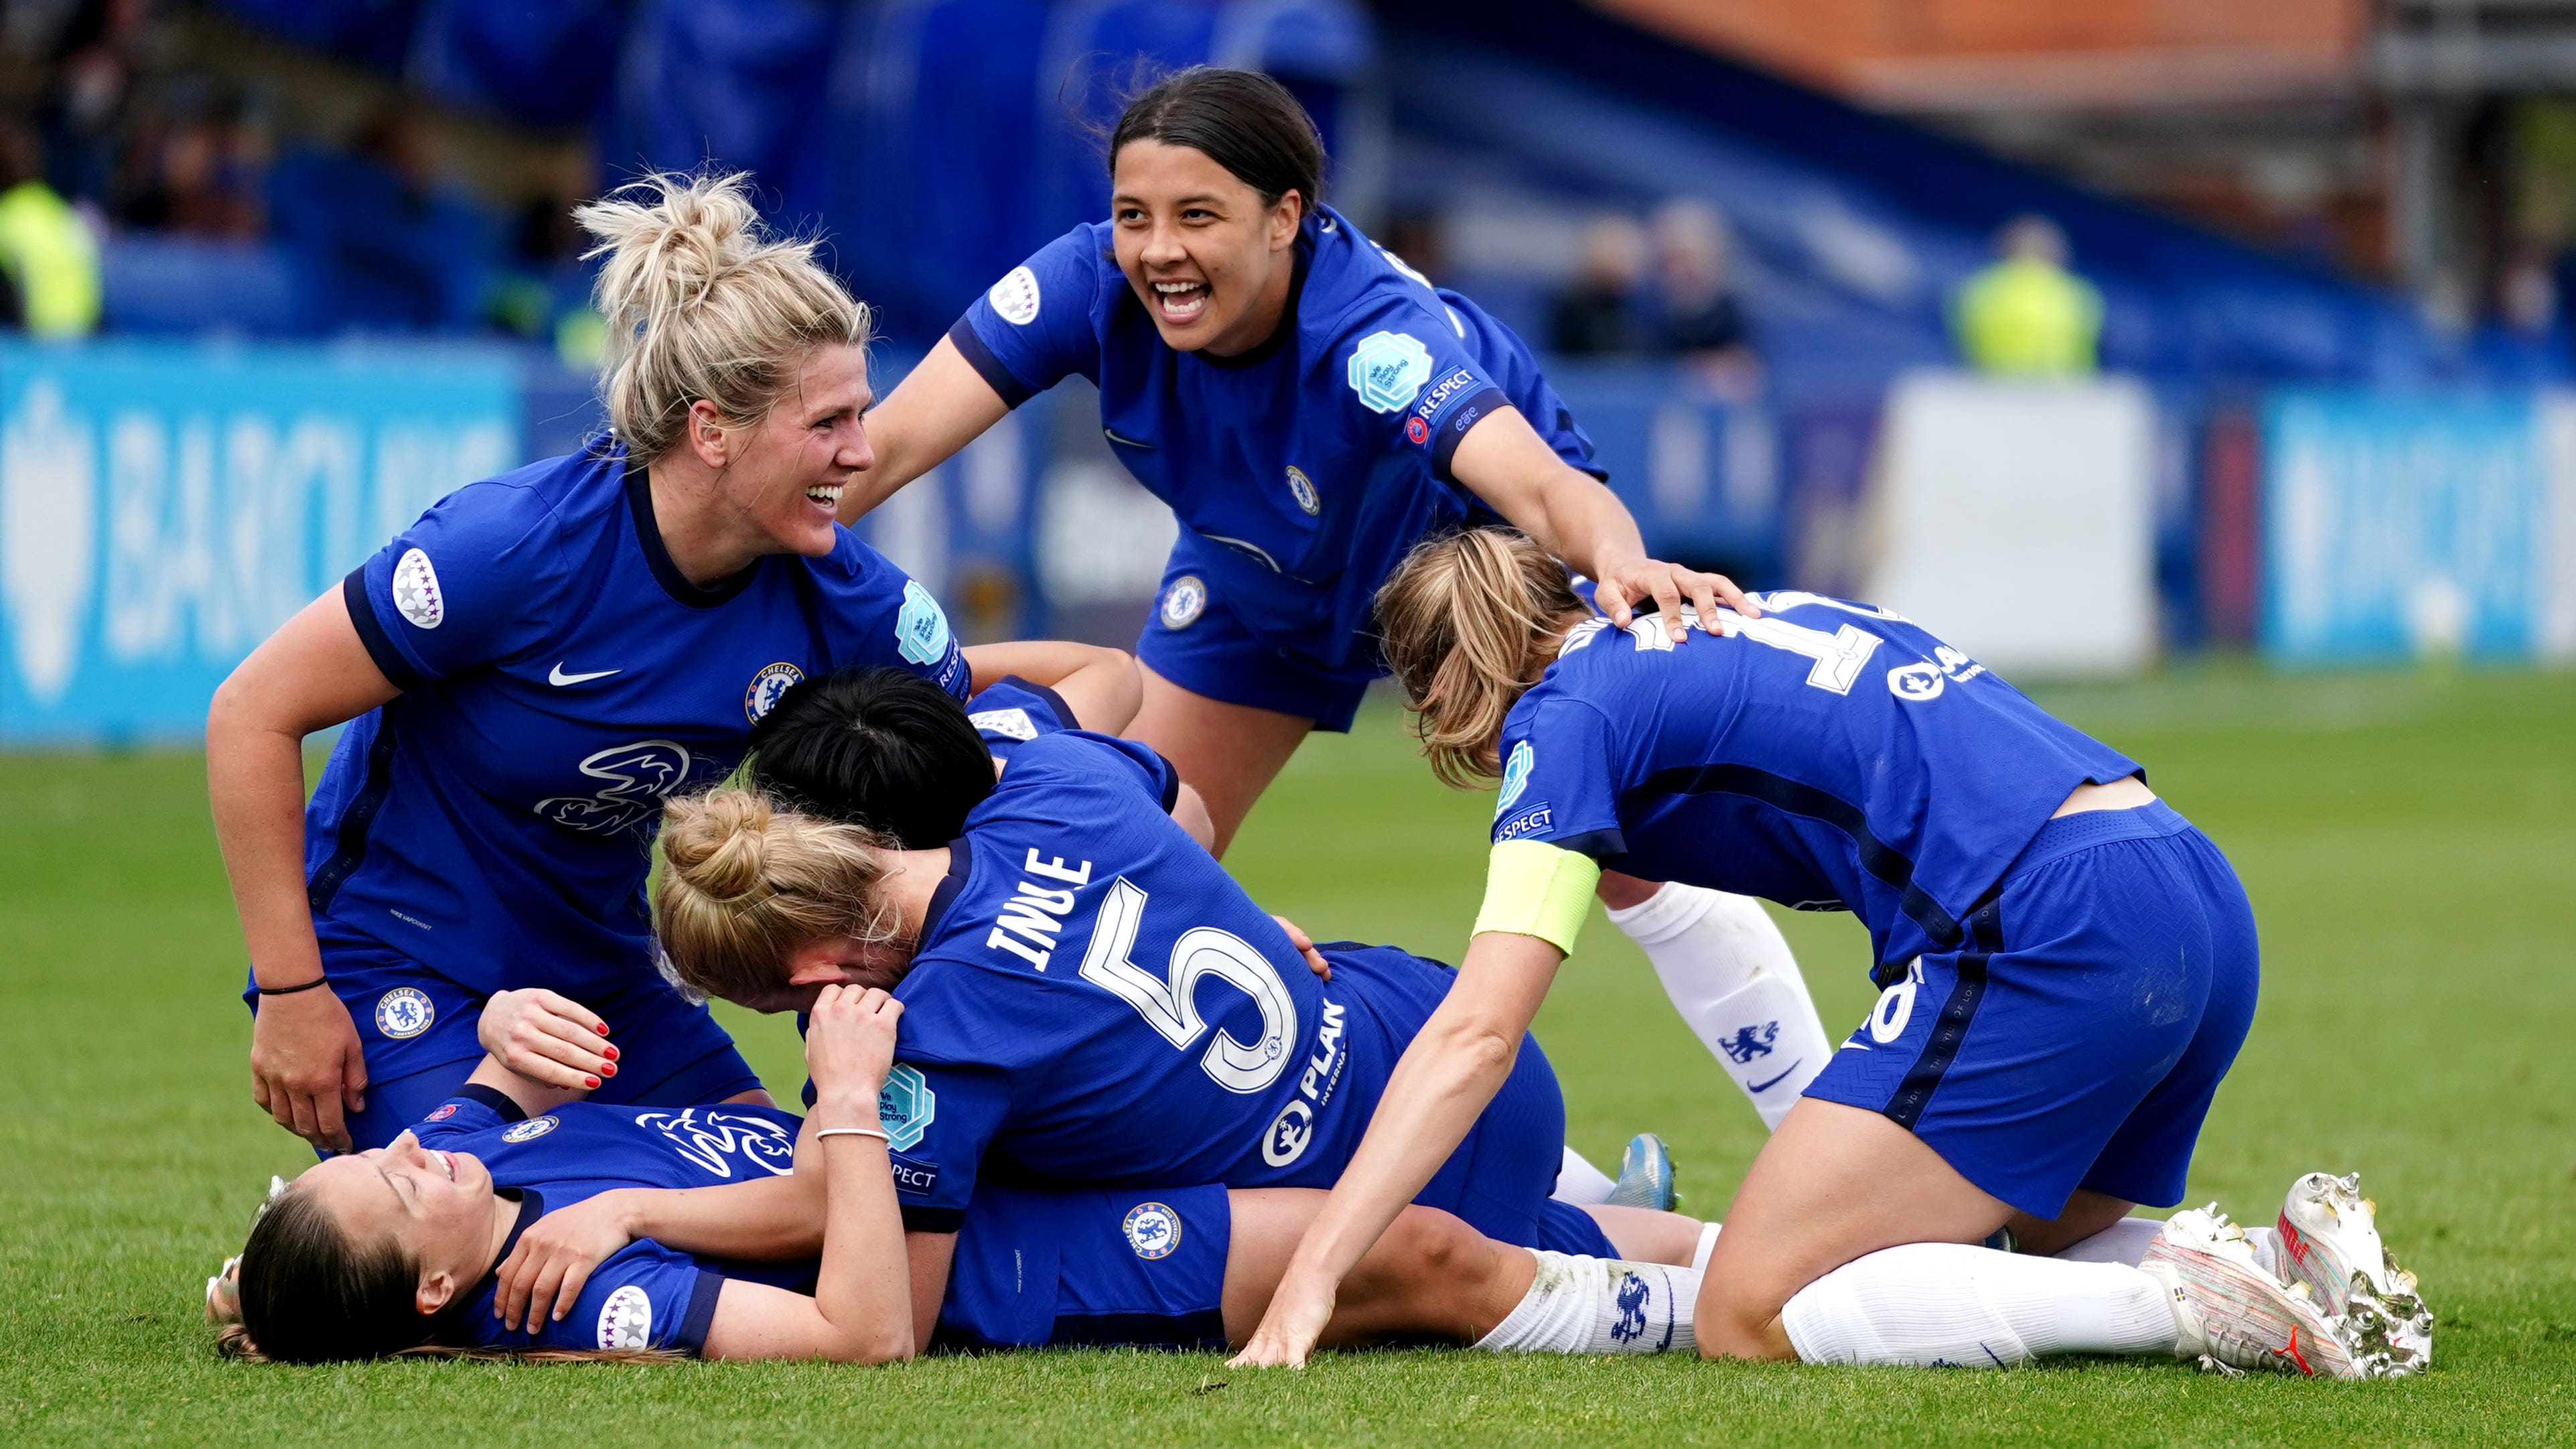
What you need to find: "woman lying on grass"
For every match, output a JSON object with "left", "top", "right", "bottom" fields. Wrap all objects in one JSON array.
[{"left": 210, "top": 984, "right": 1705, "bottom": 1363}]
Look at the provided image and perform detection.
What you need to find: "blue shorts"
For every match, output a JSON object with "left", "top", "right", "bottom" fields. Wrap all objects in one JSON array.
[
  {"left": 244, "top": 920, "right": 764, "bottom": 1152},
  {"left": 936, "top": 1182, "right": 1236, "bottom": 1351},
  {"left": 1320, "top": 944, "right": 1619, "bottom": 1259},
  {"left": 1806, "top": 802, "right": 2259, "bottom": 1221},
  {"left": 1138, "top": 543, "right": 1379, "bottom": 733}
]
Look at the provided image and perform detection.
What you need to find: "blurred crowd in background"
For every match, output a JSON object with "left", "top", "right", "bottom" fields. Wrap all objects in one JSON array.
[{"left": 1, "top": 0, "right": 2570, "bottom": 748}]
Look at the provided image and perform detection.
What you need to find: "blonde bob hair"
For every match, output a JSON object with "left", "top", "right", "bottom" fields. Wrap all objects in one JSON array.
[
  {"left": 575, "top": 171, "right": 870, "bottom": 464},
  {"left": 1373, "top": 527, "right": 1583, "bottom": 789},
  {"left": 654, "top": 788, "right": 901, "bottom": 1005}
]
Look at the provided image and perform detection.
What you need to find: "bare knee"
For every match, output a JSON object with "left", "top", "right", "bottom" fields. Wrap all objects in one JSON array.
[{"left": 1595, "top": 872, "right": 1662, "bottom": 910}]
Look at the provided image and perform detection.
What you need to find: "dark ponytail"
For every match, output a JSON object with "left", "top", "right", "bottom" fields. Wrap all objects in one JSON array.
[
  {"left": 230, "top": 1186, "right": 468, "bottom": 1364},
  {"left": 1108, "top": 66, "right": 1324, "bottom": 212},
  {"left": 745, "top": 666, "right": 997, "bottom": 848}
]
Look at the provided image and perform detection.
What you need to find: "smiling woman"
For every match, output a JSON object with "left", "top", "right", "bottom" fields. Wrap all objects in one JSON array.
[
  {"left": 202, "top": 172, "right": 1119, "bottom": 1160},
  {"left": 839, "top": 67, "right": 1755, "bottom": 860}
]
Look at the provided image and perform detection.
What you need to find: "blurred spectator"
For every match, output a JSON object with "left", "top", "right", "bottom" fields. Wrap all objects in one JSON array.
[
  {"left": 118, "top": 80, "right": 270, "bottom": 239},
  {"left": 1549, "top": 214, "right": 1646, "bottom": 356},
  {"left": 1650, "top": 197, "right": 1760, "bottom": 398},
  {"left": 2500, "top": 248, "right": 2558, "bottom": 338},
  {"left": 0, "top": 115, "right": 103, "bottom": 337},
  {"left": 1952, "top": 214, "right": 2101, "bottom": 377},
  {"left": 488, "top": 192, "right": 605, "bottom": 367},
  {"left": 1379, "top": 208, "right": 1446, "bottom": 282},
  {"left": 38, "top": 0, "right": 150, "bottom": 208},
  {"left": 267, "top": 107, "right": 493, "bottom": 332}
]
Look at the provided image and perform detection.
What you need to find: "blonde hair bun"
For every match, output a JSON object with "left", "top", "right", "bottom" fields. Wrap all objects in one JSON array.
[
  {"left": 655, "top": 788, "right": 899, "bottom": 1004},
  {"left": 575, "top": 172, "right": 869, "bottom": 464}
]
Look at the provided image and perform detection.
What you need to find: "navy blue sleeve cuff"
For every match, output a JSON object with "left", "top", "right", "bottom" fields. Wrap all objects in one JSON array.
[
  {"left": 946, "top": 316, "right": 1035, "bottom": 409},
  {"left": 902, "top": 1204, "right": 967, "bottom": 1233},
  {"left": 675, "top": 1268, "right": 725, "bottom": 1356},
  {"left": 999, "top": 674, "right": 1077, "bottom": 731},
  {"left": 342, "top": 568, "right": 427, "bottom": 691},
  {"left": 451, "top": 1081, "right": 527, "bottom": 1122},
  {"left": 1154, "top": 750, "right": 1182, "bottom": 814},
  {"left": 1429, "top": 386, "right": 1512, "bottom": 484},
  {"left": 1547, "top": 827, "right": 1628, "bottom": 860}
]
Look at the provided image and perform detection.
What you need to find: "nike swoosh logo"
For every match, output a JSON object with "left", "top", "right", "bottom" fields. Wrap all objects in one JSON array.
[
  {"left": 1746, "top": 1061, "right": 1804, "bottom": 1093},
  {"left": 1102, "top": 427, "right": 1157, "bottom": 450},
  {"left": 549, "top": 665, "right": 622, "bottom": 686}
]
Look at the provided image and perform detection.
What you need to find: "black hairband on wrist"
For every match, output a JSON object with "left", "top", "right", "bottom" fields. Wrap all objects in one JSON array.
[{"left": 255, "top": 977, "right": 331, "bottom": 997}]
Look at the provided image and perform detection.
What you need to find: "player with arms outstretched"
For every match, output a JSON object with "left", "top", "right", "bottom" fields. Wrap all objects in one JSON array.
[
  {"left": 1235, "top": 527, "right": 2432, "bottom": 1379},
  {"left": 845, "top": 64, "right": 1829, "bottom": 1132}
]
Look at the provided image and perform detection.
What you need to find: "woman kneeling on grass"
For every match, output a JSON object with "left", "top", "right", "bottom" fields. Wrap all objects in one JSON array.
[
  {"left": 1234, "top": 527, "right": 2434, "bottom": 1379},
  {"left": 211, "top": 985, "right": 1702, "bottom": 1363}
]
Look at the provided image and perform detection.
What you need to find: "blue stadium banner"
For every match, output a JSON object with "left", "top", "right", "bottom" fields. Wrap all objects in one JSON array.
[
  {"left": 0, "top": 342, "right": 522, "bottom": 742},
  {"left": 2263, "top": 391, "right": 2575, "bottom": 665}
]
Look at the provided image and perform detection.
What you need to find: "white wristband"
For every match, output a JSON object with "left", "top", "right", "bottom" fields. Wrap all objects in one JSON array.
[{"left": 815, "top": 1127, "right": 890, "bottom": 1145}]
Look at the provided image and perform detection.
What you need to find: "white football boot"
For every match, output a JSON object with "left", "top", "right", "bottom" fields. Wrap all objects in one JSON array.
[
  {"left": 2277, "top": 1171, "right": 2433, "bottom": 1376},
  {"left": 2140, "top": 1207, "right": 2362, "bottom": 1378}
]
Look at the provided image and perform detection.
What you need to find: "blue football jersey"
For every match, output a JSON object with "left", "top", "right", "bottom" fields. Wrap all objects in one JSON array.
[
  {"left": 951, "top": 206, "right": 1596, "bottom": 677},
  {"left": 967, "top": 675, "right": 1076, "bottom": 766},
  {"left": 307, "top": 437, "right": 970, "bottom": 999},
  {"left": 416, "top": 1089, "right": 808, "bottom": 1354},
  {"left": 882, "top": 732, "right": 1433, "bottom": 1231},
  {"left": 1492, "top": 594, "right": 2143, "bottom": 974}
]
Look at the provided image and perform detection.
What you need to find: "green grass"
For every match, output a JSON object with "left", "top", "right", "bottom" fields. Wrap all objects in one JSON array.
[{"left": 5, "top": 665, "right": 2575, "bottom": 1445}]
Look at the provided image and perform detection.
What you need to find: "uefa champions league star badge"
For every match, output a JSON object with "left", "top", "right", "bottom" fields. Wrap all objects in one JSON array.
[
  {"left": 596, "top": 1284, "right": 652, "bottom": 1350},
  {"left": 374, "top": 987, "right": 434, "bottom": 1039},
  {"left": 1496, "top": 740, "right": 1534, "bottom": 813},
  {"left": 1123, "top": 1200, "right": 1182, "bottom": 1259},
  {"left": 1160, "top": 575, "right": 1206, "bottom": 629}
]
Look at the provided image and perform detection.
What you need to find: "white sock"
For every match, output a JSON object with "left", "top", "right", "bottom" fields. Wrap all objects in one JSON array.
[
  {"left": 1780, "top": 1243, "right": 2179, "bottom": 1368},
  {"left": 1691, "top": 1220, "right": 1721, "bottom": 1273},
  {"left": 1553, "top": 1146, "right": 1616, "bottom": 1206},
  {"left": 2049, "top": 1218, "right": 2283, "bottom": 1280},
  {"left": 1474, "top": 1251, "right": 1701, "bottom": 1355},
  {"left": 1607, "top": 884, "right": 1829, "bottom": 1129}
]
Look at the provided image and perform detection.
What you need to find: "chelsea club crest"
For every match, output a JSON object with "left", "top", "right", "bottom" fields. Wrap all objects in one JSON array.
[
  {"left": 744, "top": 662, "right": 805, "bottom": 723},
  {"left": 1123, "top": 1200, "right": 1182, "bottom": 1259},
  {"left": 1159, "top": 575, "right": 1207, "bottom": 630},
  {"left": 374, "top": 987, "right": 433, "bottom": 1040},
  {"left": 1284, "top": 466, "right": 1319, "bottom": 516}
]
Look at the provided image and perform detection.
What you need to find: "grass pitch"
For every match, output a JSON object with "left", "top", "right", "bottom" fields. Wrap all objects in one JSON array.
[{"left": 3, "top": 665, "right": 2573, "bottom": 1446}]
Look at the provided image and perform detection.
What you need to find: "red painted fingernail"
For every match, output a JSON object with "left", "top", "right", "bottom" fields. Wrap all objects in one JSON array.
[
  {"left": 583, "top": 1075, "right": 600, "bottom": 1089},
  {"left": 595, "top": 1022, "right": 609, "bottom": 1034},
  {"left": 603, "top": 1045, "right": 619, "bottom": 1060},
  {"left": 600, "top": 1063, "right": 616, "bottom": 1077}
]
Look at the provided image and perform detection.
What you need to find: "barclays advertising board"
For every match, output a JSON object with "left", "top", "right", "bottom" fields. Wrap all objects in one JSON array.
[
  {"left": 0, "top": 342, "right": 520, "bottom": 742},
  {"left": 2264, "top": 391, "right": 2576, "bottom": 665}
]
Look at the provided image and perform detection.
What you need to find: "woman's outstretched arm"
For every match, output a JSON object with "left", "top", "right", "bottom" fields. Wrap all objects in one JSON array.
[{"left": 840, "top": 337, "right": 1011, "bottom": 523}]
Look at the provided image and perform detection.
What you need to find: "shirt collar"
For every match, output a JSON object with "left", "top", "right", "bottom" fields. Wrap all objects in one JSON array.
[{"left": 624, "top": 455, "right": 764, "bottom": 608}]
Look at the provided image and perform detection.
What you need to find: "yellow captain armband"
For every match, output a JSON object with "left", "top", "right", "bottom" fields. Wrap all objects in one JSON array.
[{"left": 1471, "top": 840, "right": 1601, "bottom": 957}]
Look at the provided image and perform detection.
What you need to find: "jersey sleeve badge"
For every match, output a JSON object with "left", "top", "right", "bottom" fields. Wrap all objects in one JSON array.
[
  {"left": 391, "top": 548, "right": 445, "bottom": 629},
  {"left": 878, "top": 1063, "right": 936, "bottom": 1151},
  {"left": 1347, "top": 331, "right": 1433, "bottom": 414},
  {"left": 895, "top": 581, "right": 954, "bottom": 666},
  {"left": 596, "top": 1284, "right": 652, "bottom": 1350},
  {"left": 988, "top": 265, "right": 1041, "bottom": 326}
]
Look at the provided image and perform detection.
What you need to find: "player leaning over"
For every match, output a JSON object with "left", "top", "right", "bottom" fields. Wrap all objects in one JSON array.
[
  {"left": 846, "top": 64, "right": 1829, "bottom": 1131},
  {"left": 212, "top": 984, "right": 1698, "bottom": 1362},
  {"left": 1236, "top": 527, "right": 2433, "bottom": 1378},
  {"left": 206, "top": 171, "right": 1135, "bottom": 1153}
]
